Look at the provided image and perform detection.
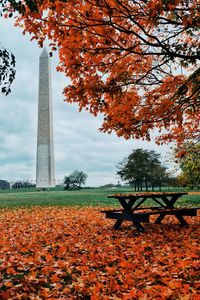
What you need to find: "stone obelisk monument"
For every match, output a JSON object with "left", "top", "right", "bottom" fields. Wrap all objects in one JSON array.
[{"left": 36, "top": 47, "right": 55, "bottom": 188}]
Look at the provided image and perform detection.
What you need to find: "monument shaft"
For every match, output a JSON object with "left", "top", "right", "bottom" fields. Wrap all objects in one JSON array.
[{"left": 36, "top": 48, "right": 55, "bottom": 188}]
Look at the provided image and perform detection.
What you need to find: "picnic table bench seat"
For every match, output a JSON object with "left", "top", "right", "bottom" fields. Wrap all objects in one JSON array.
[
  {"left": 101, "top": 207, "right": 200, "bottom": 224},
  {"left": 101, "top": 207, "right": 200, "bottom": 216}
]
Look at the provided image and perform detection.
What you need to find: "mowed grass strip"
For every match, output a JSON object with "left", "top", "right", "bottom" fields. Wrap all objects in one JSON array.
[
  {"left": 0, "top": 188, "right": 199, "bottom": 208},
  {"left": 0, "top": 189, "right": 120, "bottom": 208}
]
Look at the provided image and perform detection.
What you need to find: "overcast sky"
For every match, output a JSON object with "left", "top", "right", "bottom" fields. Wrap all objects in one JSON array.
[{"left": 0, "top": 17, "right": 175, "bottom": 187}]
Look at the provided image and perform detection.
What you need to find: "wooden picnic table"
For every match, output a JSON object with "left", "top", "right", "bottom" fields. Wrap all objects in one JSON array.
[{"left": 101, "top": 192, "right": 200, "bottom": 232}]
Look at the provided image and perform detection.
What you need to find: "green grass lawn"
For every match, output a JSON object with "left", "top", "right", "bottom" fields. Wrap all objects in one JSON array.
[{"left": 0, "top": 188, "right": 199, "bottom": 208}]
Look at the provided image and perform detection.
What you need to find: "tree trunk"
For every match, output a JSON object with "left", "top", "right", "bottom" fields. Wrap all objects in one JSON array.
[{"left": 145, "top": 181, "right": 148, "bottom": 192}]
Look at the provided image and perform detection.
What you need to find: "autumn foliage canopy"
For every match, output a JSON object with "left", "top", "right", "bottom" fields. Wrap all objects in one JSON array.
[{"left": 8, "top": 0, "right": 200, "bottom": 144}]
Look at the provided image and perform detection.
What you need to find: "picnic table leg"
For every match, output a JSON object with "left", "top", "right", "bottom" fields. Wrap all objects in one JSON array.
[
  {"left": 132, "top": 222, "right": 145, "bottom": 232},
  {"left": 113, "top": 219, "right": 145, "bottom": 232},
  {"left": 155, "top": 213, "right": 189, "bottom": 226},
  {"left": 112, "top": 198, "right": 137, "bottom": 230},
  {"left": 175, "top": 214, "right": 188, "bottom": 226},
  {"left": 155, "top": 213, "right": 166, "bottom": 224},
  {"left": 113, "top": 220, "right": 123, "bottom": 230}
]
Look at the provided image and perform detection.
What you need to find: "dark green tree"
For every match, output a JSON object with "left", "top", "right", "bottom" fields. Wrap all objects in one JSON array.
[
  {"left": 117, "top": 149, "right": 168, "bottom": 191},
  {"left": 64, "top": 170, "right": 88, "bottom": 190}
]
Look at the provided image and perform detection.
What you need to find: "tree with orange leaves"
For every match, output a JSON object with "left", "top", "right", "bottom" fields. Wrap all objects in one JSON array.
[{"left": 3, "top": 0, "right": 200, "bottom": 145}]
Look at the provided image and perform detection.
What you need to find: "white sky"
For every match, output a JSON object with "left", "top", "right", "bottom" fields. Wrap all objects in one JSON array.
[{"left": 0, "top": 17, "right": 174, "bottom": 187}]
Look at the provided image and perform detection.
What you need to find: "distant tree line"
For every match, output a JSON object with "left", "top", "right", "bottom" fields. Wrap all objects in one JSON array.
[
  {"left": 11, "top": 181, "right": 36, "bottom": 189},
  {"left": 0, "top": 180, "right": 36, "bottom": 190}
]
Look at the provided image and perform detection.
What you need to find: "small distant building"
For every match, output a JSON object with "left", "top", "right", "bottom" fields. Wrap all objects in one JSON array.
[{"left": 0, "top": 180, "right": 10, "bottom": 190}]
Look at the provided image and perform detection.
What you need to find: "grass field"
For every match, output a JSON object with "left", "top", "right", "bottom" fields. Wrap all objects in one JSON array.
[{"left": 0, "top": 187, "right": 199, "bottom": 208}]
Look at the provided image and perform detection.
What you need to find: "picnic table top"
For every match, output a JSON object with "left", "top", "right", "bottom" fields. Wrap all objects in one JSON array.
[{"left": 107, "top": 192, "right": 188, "bottom": 198}]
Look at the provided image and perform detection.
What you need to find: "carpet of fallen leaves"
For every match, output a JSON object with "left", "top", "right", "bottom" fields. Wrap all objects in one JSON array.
[{"left": 0, "top": 207, "right": 199, "bottom": 300}]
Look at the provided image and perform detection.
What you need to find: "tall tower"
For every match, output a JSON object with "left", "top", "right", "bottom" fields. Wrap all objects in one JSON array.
[{"left": 36, "top": 47, "right": 55, "bottom": 188}]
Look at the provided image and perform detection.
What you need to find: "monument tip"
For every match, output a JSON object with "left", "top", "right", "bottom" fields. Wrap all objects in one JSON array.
[{"left": 40, "top": 47, "right": 48, "bottom": 58}]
